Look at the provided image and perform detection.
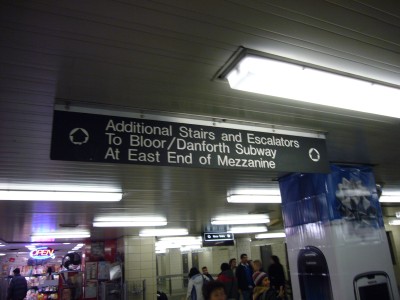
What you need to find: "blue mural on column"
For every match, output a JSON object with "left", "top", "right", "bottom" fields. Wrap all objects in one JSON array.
[{"left": 279, "top": 165, "right": 398, "bottom": 300}]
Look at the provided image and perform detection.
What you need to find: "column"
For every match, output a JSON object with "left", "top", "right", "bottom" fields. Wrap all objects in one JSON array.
[
  {"left": 235, "top": 237, "right": 252, "bottom": 260},
  {"left": 124, "top": 236, "right": 157, "bottom": 300}
]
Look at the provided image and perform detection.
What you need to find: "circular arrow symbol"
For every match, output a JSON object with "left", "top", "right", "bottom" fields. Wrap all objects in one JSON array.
[
  {"left": 69, "top": 128, "right": 89, "bottom": 145},
  {"left": 309, "top": 148, "right": 320, "bottom": 162}
]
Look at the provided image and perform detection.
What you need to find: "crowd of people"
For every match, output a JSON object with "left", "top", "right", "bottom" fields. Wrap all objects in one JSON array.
[{"left": 186, "top": 254, "right": 286, "bottom": 300}]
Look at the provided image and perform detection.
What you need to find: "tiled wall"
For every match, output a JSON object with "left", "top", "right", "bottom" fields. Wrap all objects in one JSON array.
[
  {"left": 168, "top": 248, "right": 183, "bottom": 291},
  {"left": 124, "top": 236, "right": 156, "bottom": 300},
  {"left": 236, "top": 238, "right": 252, "bottom": 261}
]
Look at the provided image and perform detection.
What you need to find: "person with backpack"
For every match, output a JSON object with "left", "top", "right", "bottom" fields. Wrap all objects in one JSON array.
[
  {"left": 187, "top": 267, "right": 205, "bottom": 300},
  {"left": 217, "top": 263, "right": 238, "bottom": 300}
]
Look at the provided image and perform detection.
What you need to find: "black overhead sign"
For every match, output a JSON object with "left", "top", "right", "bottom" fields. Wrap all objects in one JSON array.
[
  {"left": 203, "top": 232, "right": 234, "bottom": 242},
  {"left": 50, "top": 108, "right": 329, "bottom": 173},
  {"left": 203, "top": 232, "right": 235, "bottom": 247}
]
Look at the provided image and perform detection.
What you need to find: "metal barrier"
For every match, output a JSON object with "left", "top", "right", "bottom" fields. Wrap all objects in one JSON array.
[
  {"left": 157, "top": 274, "right": 188, "bottom": 300},
  {"left": 124, "top": 279, "right": 146, "bottom": 300}
]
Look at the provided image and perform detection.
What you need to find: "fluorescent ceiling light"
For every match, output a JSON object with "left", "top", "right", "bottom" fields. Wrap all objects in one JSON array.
[
  {"left": 181, "top": 245, "right": 202, "bottom": 252},
  {"left": 382, "top": 190, "right": 400, "bottom": 196},
  {"left": 0, "top": 183, "right": 121, "bottom": 192},
  {"left": 0, "top": 190, "right": 122, "bottom": 202},
  {"left": 0, "top": 245, "right": 5, "bottom": 247},
  {"left": 228, "top": 226, "right": 268, "bottom": 234},
  {"left": 31, "top": 231, "right": 90, "bottom": 239},
  {"left": 93, "top": 216, "right": 167, "bottom": 227},
  {"left": 224, "top": 49, "right": 400, "bottom": 118},
  {"left": 158, "top": 236, "right": 201, "bottom": 242},
  {"left": 379, "top": 196, "right": 400, "bottom": 203},
  {"left": 0, "top": 253, "right": 6, "bottom": 256},
  {"left": 389, "top": 220, "right": 400, "bottom": 226},
  {"left": 227, "top": 194, "right": 281, "bottom": 204},
  {"left": 72, "top": 243, "right": 85, "bottom": 251},
  {"left": 155, "top": 237, "right": 202, "bottom": 250},
  {"left": 211, "top": 214, "right": 270, "bottom": 225},
  {"left": 139, "top": 228, "right": 188, "bottom": 237},
  {"left": 156, "top": 241, "right": 202, "bottom": 248},
  {"left": 255, "top": 232, "right": 286, "bottom": 239}
]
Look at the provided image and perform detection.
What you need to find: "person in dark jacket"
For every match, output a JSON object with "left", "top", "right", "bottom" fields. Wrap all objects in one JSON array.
[
  {"left": 235, "top": 254, "right": 253, "bottom": 300},
  {"left": 253, "top": 277, "right": 284, "bottom": 300},
  {"left": 217, "top": 263, "right": 238, "bottom": 300},
  {"left": 202, "top": 266, "right": 214, "bottom": 282},
  {"left": 267, "top": 256, "right": 286, "bottom": 292},
  {"left": 7, "top": 268, "right": 28, "bottom": 300}
]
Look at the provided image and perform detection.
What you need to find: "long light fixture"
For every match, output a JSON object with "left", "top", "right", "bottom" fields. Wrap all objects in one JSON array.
[
  {"left": 228, "top": 226, "right": 268, "bottom": 234},
  {"left": 156, "top": 237, "right": 202, "bottom": 252},
  {"left": 379, "top": 190, "right": 400, "bottom": 203},
  {"left": 389, "top": 220, "right": 400, "bottom": 226},
  {"left": 227, "top": 194, "right": 281, "bottom": 204},
  {"left": 221, "top": 47, "right": 400, "bottom": 118},
  {"left": 31, "top": 231, "right": 90, "bottom": 239},
  {"left": 211, "top": 214, "right": 270, "bottom": 225},
  {"left": 93, "top": 216, "right": 167, "bottom": 227},
  {"left": 139, "top": 228, "right": 188, "bottom": 237},
  {"left": 380, "top": 196, "right": 400, "bottom": 203},
  {"left": 0, "top": 253, "right": 5, "bottom": 256},
  {"left": 158, "top": 236, "right": 202, "bottom": 243},
  {"left": 0, "top": 190, "right": 122, "bottom": 202},
  {"left": 181, "top": 245, "right": 202, "bottom": 252},
  {"left": 255, "top": 232, "right": 286, "bottom": 239},
  {"left": 72, "top": 243, "right": 85, "bottom": 251}
]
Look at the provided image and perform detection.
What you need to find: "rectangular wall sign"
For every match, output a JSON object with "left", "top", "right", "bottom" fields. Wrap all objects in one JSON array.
[{"left": 50, "top": 107, "right": 329, "bottom": 173}]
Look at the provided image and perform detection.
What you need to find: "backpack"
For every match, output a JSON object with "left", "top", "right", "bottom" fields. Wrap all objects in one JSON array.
[
  {"left": 190, "top": 285, "right": 197, "bottom": 300},
  {"left": 157, "top": 291, "right": 168, "bottom": 300}
]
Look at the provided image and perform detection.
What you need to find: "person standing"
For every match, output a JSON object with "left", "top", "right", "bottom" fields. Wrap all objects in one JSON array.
[
  {"left": 217, "top": 263, "right": 238, "bottom": 300},
  {"left": 252, "top": 260, "right": 267, "bottom": 287},
  {"left": 7, "top": 268, "right": 28, "bottom": 300},
  {"left": 202, "top": 281, "right": 227, "bottom": 300},
  {"left": 202, "top": 266, "right": 214, "bottom": 282},
  {"left": 236, "top": 254, "right": 254, "bottom": 300},
  {"left": 229, "top": 258, "right": 237, "bottom": 272},
  {"left": 187, "top": 267, "right": 205, "bottom": 300},
  {"left": 267, "top": 256, "right": 286, "bottom": 292},
  {"left": 252, "top": 277, "right": 284, "bottom": 300}
]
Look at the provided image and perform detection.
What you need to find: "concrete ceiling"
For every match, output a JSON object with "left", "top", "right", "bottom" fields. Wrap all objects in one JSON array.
[{"left": 0, "top": 0, "right": 399, "bottom": 245}]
